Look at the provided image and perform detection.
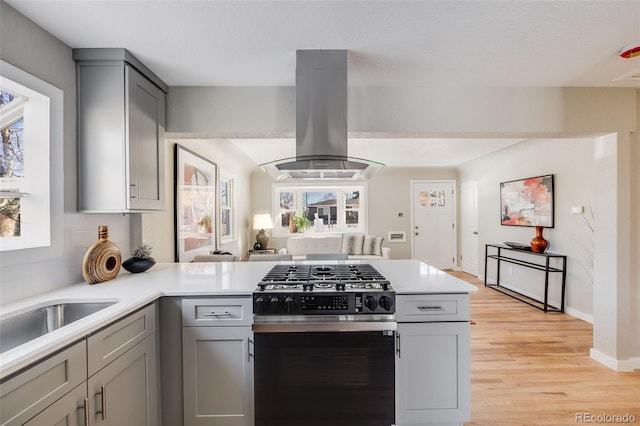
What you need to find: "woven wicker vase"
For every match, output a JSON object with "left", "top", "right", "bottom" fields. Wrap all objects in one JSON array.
[{"left": 82, "top": 226, "right": 122, "bottom": 284}]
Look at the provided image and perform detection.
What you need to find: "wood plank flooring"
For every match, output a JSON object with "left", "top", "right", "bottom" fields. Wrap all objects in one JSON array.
[{"left": 447, "top": 271, "right": 640, "bottom": 426}]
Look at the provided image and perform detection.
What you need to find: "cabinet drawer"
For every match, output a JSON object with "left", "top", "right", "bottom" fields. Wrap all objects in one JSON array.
[
  {"left": 396, "top": 294, "right": 470, "bottom": 322},
  {"left": 182, "top": 298, "right": 252, "bottom": 326},
  {"left": 0, "top": 341, "right": 86, "bottom": 426},
  {"left": 87, "top": 303, "right": 156, "bottom": 376}
]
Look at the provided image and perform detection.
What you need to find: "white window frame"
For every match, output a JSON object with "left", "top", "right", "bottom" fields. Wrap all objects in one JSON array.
[
  {"left": 272, "top": 183, "right": 367, "bottom": 236},
  {"left": 0, "top": 62, "right": 58, "bottom": 252},
  {"left": 219, "top": 171, "right": 236, "bottom": 244}
]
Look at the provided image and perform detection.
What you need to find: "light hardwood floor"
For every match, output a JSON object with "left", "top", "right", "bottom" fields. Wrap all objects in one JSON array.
[{"left": 448, "top": 271, "right": 640, "bottom": 426}]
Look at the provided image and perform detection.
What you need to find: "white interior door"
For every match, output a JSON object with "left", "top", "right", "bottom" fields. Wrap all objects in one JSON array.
[
  {"left": 461, "top": 181, "right": 479, "bottom": 276},
  {"left": 411, "top": 181, "right": 456, "bottom": 269}
]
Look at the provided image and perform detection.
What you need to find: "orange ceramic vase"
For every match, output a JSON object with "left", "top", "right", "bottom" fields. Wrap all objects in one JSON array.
[{"left": 530, "top": 226, "right": 548, "bottom": 253}]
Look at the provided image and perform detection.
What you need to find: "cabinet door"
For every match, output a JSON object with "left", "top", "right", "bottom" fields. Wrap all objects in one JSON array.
[
  {"left": 0, "top": 342, "right": 86, "bottom": 426},
  {"left": 23, "top": 384, "right": 87, "bottom": 426},
  {"left": 126, "top": 65, "right": 165, "bottom": 211},
  {"left": 87, "top": 334, "right": 158, "bottom": 426},
  {"left": 182, "top": 327, "right": 254, "bottom": 426},
  {"left": 87, "top": 303, "right": 156, "bottom": 377},
  {"left": 396, "top": 322, "right": 471, "bottom": 425}
]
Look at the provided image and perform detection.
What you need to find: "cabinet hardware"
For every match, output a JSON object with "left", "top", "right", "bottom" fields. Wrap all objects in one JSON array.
[
  {"left": 396, "top": 332, "right": 401, "bottom": 358},
  {"left": 204, "top": 311, "right": 232, "bottom": 317},
  {"left": 82, "top": 398, "right": 89, "bottom": 426},
  {"left": 248, "top": 337, "right": 254, "bottom": 362},
  {"left": 417, "top": 306, "right": 445, "bottom": 311},
  {"left": 96, "top": 385, "right": 107, "bottom": 421}
]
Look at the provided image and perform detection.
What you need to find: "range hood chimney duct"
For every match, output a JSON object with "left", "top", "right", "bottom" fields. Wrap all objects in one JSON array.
[
  {"left": 296, "top": 50, "right": 348, "bottom": 158},
  {"left": 269, "top": 50, "right": 379, "bottom": 180}
]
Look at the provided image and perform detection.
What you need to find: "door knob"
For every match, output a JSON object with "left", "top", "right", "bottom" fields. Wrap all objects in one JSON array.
[
  {"left": 415, "top": 232, "right": 419, "bottom": 236},
  {"left": 473, "top": 231, "right": 478, "bottom": 235}
]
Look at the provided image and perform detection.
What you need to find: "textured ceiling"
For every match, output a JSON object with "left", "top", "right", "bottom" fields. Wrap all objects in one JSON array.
[
  {"left": 6, "top": 0, "right": 640, "bottom": 167},
  {"left": 6, "top": 0, "right": 640, "bottom": 88}
]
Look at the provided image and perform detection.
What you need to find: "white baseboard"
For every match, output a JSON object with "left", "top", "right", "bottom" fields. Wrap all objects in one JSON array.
[
  {"left": 590, "top": 348, "right": 639, "bottom": 371},
  {"left": 484, "top": 281, "right": 593, "bottom": 323},
  {"left": 564, "top": 306, "right": 593, "bottom": 324}
]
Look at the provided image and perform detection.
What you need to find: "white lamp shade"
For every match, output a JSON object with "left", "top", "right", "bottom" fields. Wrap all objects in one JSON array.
[{"left": 253, "top": 214, "right": 273, "bottom": 230}]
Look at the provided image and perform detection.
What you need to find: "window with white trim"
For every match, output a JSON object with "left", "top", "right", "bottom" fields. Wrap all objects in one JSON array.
[
  {"left": 220, "top": 172, "right": 235, "bottom": 243},
  {"left": 273, "top": 184, "right": 366, "bottom": 235},
  {"left": 0, "top": 69, "right": 51, "bottom": 251}
]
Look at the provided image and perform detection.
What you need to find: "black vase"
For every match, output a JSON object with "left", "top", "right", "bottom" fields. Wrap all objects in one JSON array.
[{"left": 122, "top": 257, "right": 156, "bottom": 273}]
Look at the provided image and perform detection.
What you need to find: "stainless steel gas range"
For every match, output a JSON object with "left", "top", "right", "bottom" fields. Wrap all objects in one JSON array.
[{"left": 252, "top": 263, "right": 396, "bottom": 426}]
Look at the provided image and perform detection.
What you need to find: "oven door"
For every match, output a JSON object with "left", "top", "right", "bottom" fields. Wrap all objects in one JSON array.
[{"left": 253, "top": 322, "right": 396, "bottom": 426}]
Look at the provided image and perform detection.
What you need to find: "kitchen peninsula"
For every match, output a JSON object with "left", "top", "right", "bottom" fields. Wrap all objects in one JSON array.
[{"left": 0, "top": 260, "right": 477, "bottom": 426}]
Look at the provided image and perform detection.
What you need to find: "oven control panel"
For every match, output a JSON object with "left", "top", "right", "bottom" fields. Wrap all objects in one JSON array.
[
  {"left": 300, "top": 295, "right": 349, "bottom": 312},
  {"left": 253, "top": 292, "right": 395, "bottom": 315}
]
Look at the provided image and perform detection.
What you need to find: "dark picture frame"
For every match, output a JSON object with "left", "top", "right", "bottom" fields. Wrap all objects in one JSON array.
[
  {"left": 500, "top": 174, "right": 554, "bottom": 228},
  {"left": 174, "top": 144, "right": 217, "bottom": 262}
]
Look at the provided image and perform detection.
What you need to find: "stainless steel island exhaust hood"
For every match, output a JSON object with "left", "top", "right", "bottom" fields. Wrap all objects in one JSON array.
[{"left": 260, "top": 50, "right": 383, "bottom": 180}]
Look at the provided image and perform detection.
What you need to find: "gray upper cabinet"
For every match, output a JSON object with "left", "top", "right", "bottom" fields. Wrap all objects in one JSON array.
[{"left": 74, "top": 48, "right": 168, "bottom": 212}]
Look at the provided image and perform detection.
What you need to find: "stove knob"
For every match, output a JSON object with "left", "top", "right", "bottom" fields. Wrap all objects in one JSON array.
[
  {"left": 255, "top": 296, "right": 268, "bottom": 314},
  {"left": 364, "top": 296, "right": 379, "bottom": 311},
  {"left": 380, "top": 296, "right": 394, "bottom": 311},
  {"left": 284, "top": 296, "right": 296, "bottom": 314},
  {"left": 270, "top": 296, "right": 283, "bottom": 313}
]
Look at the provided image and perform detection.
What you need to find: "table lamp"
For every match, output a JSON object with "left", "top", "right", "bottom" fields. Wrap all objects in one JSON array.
[{"left": 253, "top": 214, "right": 273, "bottom": 249}]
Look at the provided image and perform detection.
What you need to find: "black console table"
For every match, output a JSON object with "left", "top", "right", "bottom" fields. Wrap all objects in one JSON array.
[{"left": 484, "top": 244, "right": 567, "bottom": 313}]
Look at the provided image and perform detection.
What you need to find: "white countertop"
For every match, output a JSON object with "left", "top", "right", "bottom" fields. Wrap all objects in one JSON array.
[{"left": 0, "top": 259, "right": 476, "bottom": 378}]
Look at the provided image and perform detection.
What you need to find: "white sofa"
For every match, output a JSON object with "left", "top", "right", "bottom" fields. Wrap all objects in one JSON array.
[{"left": 279, "top": 235, "right": 391, "bottom": 261}]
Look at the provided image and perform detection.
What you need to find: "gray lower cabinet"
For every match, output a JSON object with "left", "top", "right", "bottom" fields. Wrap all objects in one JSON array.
[
  {"left": 395, "top": 294, "right": 471, "bottom": 426},
  {"left": 87, "top": 333, "right": 158, "bottom": 425},
  {"left": 22, "top": 384, "right": 87, "bottom": 426},
  {"left": 0, "top": 342, "right": 86, "bottom": 426},
  {"left": 74, "top": 48, "right": 167, "bottom": 213},
  {"left": 182, "top": 298, "right": 254, "bottom": 426},
  {"left": 0, "top": 303, "right": 158, "bottom": 426}
]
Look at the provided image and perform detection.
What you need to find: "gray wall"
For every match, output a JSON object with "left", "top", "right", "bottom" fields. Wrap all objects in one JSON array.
[
  {"left": 168, "top": 85, "right": 637, "bottom": 137},
  {"left": 0, "top": 2, "right": 130, "bottom": 304}
]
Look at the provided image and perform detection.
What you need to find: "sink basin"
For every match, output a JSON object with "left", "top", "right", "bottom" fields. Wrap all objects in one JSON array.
[{"left": 0, "top": 302, "right": 115, "bottom": 354}]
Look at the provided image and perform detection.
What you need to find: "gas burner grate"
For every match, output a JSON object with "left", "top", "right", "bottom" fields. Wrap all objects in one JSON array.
[{"left": 257, "top": 263, "right": 391, "bottom": 291}]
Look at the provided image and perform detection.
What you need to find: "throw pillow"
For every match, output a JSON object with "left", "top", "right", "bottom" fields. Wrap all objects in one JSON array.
[
  {"left": 363, "top": 235, "right": 384, "bottom": 256},
  {"left": 341, "top": 234, "right": 364, "bottom": 255}
]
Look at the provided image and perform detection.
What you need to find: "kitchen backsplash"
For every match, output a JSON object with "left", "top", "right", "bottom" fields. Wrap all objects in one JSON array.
[{"left": 0, "top": 213, "right": 130, "bottom": 306}]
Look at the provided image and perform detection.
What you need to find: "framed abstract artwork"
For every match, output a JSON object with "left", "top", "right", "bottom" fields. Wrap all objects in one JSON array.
[
  {"left": 500, "top": 174, "right": 554, "bottom": 228},
  {"left": 174, "top": 145, "right": 217, "bottom": 262}
]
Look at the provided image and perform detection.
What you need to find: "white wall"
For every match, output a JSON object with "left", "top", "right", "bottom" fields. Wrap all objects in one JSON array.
[
  {"left": 0, "top": 2, "right": 130, "bottom": 304},
  {"left": 142, "top": 138, "right": 256, "bottom": 262},
  {"left": 458, "top": 138, "right": 597, "bottom": 319},
  {"left": 632, "top": 115, "right": 640, "bottom": 364}
]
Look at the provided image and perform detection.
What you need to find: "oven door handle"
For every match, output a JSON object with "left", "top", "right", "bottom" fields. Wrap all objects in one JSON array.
[{"left": 252, "top": 322, "right": 397, "bottom": 333}]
